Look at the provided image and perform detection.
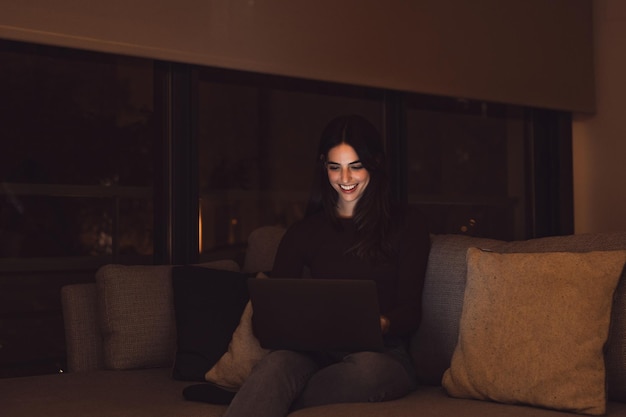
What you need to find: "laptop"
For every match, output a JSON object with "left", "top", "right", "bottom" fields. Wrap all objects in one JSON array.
[{"left": 247, "top": 278, "right": 384, "bottom": 352}]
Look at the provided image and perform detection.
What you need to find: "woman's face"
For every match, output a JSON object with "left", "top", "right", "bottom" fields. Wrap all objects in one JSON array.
[{"left": 325, "top": 143, "right": 370, "bottom": 217}]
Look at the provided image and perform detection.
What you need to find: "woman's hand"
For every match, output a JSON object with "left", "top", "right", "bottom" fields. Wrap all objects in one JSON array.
[{"left": 379, "top": 315, "right": 390, "bottom": 335}]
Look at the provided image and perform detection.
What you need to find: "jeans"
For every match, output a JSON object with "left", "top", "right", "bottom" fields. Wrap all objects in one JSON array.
[{"left": 222, "top": 345, "right": 417, "bottom": 417}]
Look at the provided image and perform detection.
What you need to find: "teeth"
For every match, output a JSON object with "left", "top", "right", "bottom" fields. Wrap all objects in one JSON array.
[{"left": 340, "top": 184, "right": 356, "bottom": 191}]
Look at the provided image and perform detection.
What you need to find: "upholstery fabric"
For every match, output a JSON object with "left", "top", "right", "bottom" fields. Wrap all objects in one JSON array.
[
  {"left": 442, "top": 248, "right": 626, "bottom": 415},
  {"left": 0, "top": 368, "right": 227, "bottom": 417},
  {"left": 287, "top": 385, "right": 626, "bottom": 417},
  {"left": 97, "top": 264, "right": 176, "bottom": 370},
  {"left": 242, "top": 225, "right": 286, "bottom": 274},
  {"left": 96, "top": 260, "right": 240, "bottom": 370},
  {"left": 61, "top": 283, "right": 104, "bottom": 372},
  {"left": 412, "top": 231, "right": 626, "bottom": 400},
  {"left": 7, "top": 369, "right": 624, "bottom": 417},
  {"left": 412, "top": 234, "right": 507, "bottom": 385}
]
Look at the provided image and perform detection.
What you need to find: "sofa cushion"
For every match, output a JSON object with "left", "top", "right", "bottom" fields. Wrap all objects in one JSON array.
[
  {"left": 172, "top": 265, "right": 250, "bottom": 381},
  {"left": 96, "top": 260, "right": 240, "bottom": 370},
  {"left": 97, "top": 264, "right": 176, "bottom": 369},
  {"left": 441, "top": 248, "right": 626, "bottom": 415},
  {"left": 62, "top": 283, "right": 104, "bottom": 372},
  {"left": 8, "top": 371, "right": 626, "bottom": 417},
  {"left": 412, "top": 231, "right": 626, "bottom": 398},
  {"left": 0, "top": 368, "right": 227, "bottom": 417}
]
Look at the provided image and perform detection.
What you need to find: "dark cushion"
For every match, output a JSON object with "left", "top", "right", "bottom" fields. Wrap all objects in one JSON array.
[{"left": 172, "top": 265, "right": 250, "bottom": 381}]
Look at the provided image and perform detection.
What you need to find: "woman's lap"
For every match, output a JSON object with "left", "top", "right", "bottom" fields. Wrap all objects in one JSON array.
[
  {"left": 292, "top": 350, "right": 413, "bottom": 409},
  {"left": 223, "top": 349, "right": 414, "bottom": 417}
]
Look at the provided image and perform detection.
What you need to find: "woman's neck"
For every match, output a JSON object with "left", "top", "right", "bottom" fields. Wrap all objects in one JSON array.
[{"left": 336, "top": 202, "right": 355, "bottom": 218}]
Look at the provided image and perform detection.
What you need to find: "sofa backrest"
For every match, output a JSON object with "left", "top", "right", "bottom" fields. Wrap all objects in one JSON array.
[
  {"left": 242, "top": 226, "right": 286, "bottom": 274},
  {"left": 412, "top": 231, "right": 626, "bottom": 398}
]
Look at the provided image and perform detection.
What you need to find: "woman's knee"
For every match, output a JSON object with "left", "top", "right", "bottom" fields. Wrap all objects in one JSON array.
[
  {"left": 344, "top": 351, "right": 404, "bottom": 377},
  {"left": 294, "top": 351, "right": 412, "bottom": 408}
]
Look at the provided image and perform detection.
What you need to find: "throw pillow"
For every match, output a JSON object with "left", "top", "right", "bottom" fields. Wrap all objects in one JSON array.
[
  {"left": 96, "top": 260, "right": 240, "bottom": 370},
  {"left": 96, "top": 264, "right": 177, "bottom": 369},
  {"left": 442, "top": 248, "right": 626, "bottom": 415},
  {"left": 412, "top": 231, "right": 626, "bottom": 391},
  {"left": 172, "top": 265, "right": 250, "bottom": 381}
]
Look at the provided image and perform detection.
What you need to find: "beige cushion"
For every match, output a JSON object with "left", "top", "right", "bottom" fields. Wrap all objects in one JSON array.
[
  {"left": 205, "top": 272, "right": 270, "bottom": 389},
  {"left": 204, "top": 301, "right": 269, "bottom": 389},
  {"left": 442, "top": 248, "right": 626, "bottom": 415},
  {"left": 412, "top": 231, "right": 626, "bottom": 398}
]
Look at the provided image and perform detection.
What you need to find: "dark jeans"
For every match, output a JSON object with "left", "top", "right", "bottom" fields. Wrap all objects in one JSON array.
[{"left": 222, "top": 345, "right": 417, "bottom": 417}]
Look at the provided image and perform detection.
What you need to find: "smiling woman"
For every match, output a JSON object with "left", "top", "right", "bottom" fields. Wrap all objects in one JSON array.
[
  {"left": 325, "top": 144, "right": 370, "bottom": 217},
  {"left": 207, "top": 115, "right": 432, "bottom": 417}
]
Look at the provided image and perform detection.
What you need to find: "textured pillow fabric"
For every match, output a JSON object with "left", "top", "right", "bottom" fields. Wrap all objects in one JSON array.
[
  {"left": 442, "top": 248, "right": 626, "bottom": 415},
  {"left": 97, "top": 264, "right": 176, "bottom": 369},
  {"left": 205, "top": 272, "right": 270, "bottom": 389},
  {"left": 205, "top": 300, "right": 270, "bottom": 389},
  {"left": 172, "top": 265, "right": 250, "bottom": 381},
  {"left": 96, "top": 260, "right": 240, "bottom": 370},
  {"left": 412, "top": 231, "right": 626, "bottom": 391}
]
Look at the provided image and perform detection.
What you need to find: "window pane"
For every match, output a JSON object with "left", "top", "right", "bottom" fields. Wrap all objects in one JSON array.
[
  {"left": 0, "top": 40, "right": 155, "bottom": 264},
  {"left": 406, "top": 97, "right": 527, "bottom": 240}
]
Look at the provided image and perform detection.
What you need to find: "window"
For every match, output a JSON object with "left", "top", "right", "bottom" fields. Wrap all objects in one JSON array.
[
  {"left": 405, "top": 96, "right": 527, "bottom": 240},
  {"left": 0, "top": 39, "right": 572, "bottom": 377},
  {"left": 0, "top": 40, "right": 155, "bottom": 377},
  {"left": 0, "top": 40, "right": 155, "bottom": 267}
]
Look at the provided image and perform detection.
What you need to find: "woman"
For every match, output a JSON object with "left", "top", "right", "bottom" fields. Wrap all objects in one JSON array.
[{"left": 223, "top": 114, "right": 430, "bottom": 417}]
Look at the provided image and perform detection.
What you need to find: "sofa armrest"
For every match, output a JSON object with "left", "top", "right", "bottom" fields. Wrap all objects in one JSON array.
[{"left": 61, "top": 283, "right": 104, "bottom": 372}]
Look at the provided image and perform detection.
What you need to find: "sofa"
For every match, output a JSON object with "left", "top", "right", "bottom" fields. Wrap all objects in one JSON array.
[{"left": 3, "top": 226, "right": 626, "bottom": 417}]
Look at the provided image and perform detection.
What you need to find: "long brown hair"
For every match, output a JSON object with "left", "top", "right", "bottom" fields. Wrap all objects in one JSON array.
[{"left": 307, "top": 115, "right": 394, "bottom": 262}]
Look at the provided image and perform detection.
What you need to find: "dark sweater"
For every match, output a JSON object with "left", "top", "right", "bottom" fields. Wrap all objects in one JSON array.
[{"left": 271, "top": 209, "right": 430, "bottom": 338}]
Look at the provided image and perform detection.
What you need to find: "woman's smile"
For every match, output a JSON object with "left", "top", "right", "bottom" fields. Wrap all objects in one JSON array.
[{"left": 339, "top": 184, "right": 357, "bottom": 192}]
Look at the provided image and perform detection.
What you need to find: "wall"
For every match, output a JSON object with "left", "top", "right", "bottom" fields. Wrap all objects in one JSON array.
[
  {"left": 573, "top": 0, "right": 626, "bottom": 233},
  {"left": 1, "top": 0, "right": 593, "bottom": 112}
]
